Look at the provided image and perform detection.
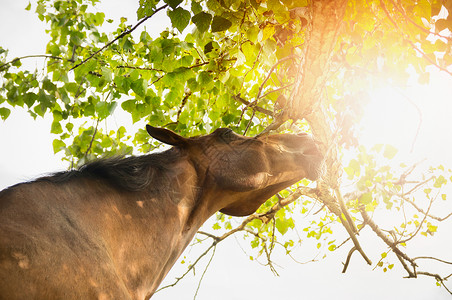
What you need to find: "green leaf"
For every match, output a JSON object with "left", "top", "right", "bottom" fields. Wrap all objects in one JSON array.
[
  {"left": 435, "top": 17, "right": 452, "bottom": 32},
  {"left": 344, "top": 159, "right": 360, "bottom": 179},
  {"left": 198, "top": 71, "right": 212, "bottom": 86},
  {"left": 164, "top": 0, "right": 183, "bottom": 9},
  {"left": 418, "top": 72, "right": 430, "bottom": 84},
  {"left": 36, "top": 2, "right": 45, "bottom": 16},
  {"left": 52, "top": 139, "right": 66, "bottom": 154},
  {"left": 359, "top": 192, "right": 373, "bottom": 205},
  {"left": 11, "top": 58, "right": 22, "bottom": 68},
  {"left": 246, "top": 26, "right": 259, "bottom": 44},
  {"left": 383, "top": 144, "right": 398, "bottom": 159},
  {"left": 191, "top": 0, "right": 202, "bottom": 14},
  {"left": 211, "top": 16, "right": 232, "bottom": 32},
  {"left": 427, "top": 223, "right": 438, "bottom": 233},
  {"left": 275, "top": 218, "right": 289, "bottom": 235},
  {"left": 192, "top": 12, "right": 212, "bottom": 33},
  {"left": 42, "top": 78, "right": 57, "bottom": 92},
  {"left": 0, "top": 107, "right": 11, "bottom": 120},
  {"left": 132, "top": 79, "right": 147, "bottom": 97},
  {"left": 101, "top": 67, "right": 112, "bottom": 82},
  {"left": 51, "top": 120, "right": 63, "bottom": 134},
  {"left": 137, "top": 0, "right": 158, "bottom": 19},
  {"left": 433, "top": 175, "right": 447, "bottom": 188},
  {"left": 167, "top": 7, "right": 191, "bottom": 33}
]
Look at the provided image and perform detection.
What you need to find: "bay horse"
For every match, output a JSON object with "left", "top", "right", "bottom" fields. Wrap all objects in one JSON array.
[{"left": 0, "top": 125, "right": 322, "bottom": 299}]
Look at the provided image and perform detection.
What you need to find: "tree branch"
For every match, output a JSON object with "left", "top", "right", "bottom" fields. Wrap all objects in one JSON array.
[
  {"left": 417, "top": 271, "right": 452, "bottom": 295},
  {"left": 388, "top": 0, "right": 452, "bottom": 42},
  {"left": 342, "top": 246, "right": 356, "bottom": 273},
  {"left": 379, "top": 0, "right": 452, "bottom": 76},
  {"left": 359, "top": 206, "right": 417, "bottom": 276}
]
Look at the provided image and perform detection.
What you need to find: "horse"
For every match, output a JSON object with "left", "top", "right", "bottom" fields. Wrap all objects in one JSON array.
[{"left": 0, "top": 125, "right": 322, "bottom": 299}]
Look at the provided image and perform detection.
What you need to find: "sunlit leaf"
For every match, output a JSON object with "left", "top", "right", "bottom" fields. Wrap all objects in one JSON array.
[
  {"left": 52, "top": 139, "right": 66, "bottom": 154},
  {"left": 359, "top": 192, "right": 373, "bottom": 205},
  {"left": 433, "top": 175, "right": 447, "bottom": 188},
  {"left": 383, "top": 145, "right": 398, "bottom": 159}
]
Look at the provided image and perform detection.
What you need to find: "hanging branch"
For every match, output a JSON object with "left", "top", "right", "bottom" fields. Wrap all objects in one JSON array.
[{"left": 70, "top": 4, "right": 169, "bottom": 71}]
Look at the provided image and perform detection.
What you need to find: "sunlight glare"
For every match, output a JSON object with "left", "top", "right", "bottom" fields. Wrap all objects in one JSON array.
[{"left": 358, "top": 69, "right": 452, "bottom": 165}]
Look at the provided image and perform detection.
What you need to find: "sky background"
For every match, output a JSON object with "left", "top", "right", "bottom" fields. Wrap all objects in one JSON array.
[{"left": 1, "top": 1, "right": 451, "bottom": 299}]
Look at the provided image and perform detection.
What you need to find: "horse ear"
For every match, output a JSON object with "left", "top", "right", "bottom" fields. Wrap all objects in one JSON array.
[{"left": 146, "top": 125, "right": 188, "bottom": 147}]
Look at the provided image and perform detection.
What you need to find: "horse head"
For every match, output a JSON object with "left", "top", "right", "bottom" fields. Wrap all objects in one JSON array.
[{"left": 146, "top": 125, "right": 323, "bottom": 217}]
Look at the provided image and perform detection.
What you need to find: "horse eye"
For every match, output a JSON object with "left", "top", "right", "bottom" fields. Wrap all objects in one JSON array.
[
  {"left": 215, "top": 128, "right": 234, "bottom": 141},
  {"left": 222, "top": 128, "right": 233, "bottom": 136}
]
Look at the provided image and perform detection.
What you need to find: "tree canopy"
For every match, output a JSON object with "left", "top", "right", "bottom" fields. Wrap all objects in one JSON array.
[{"left": 1, "top": 0, "right": 452, "bottom": 297}]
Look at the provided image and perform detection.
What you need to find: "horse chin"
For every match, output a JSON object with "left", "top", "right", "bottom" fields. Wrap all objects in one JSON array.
[{"left": 219, "top": 179, "right": 299, "bottom": 217}]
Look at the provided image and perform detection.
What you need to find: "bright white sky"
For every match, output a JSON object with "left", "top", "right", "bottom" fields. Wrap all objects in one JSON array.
[{"left": 1, "top": 0, "right": 451, "bottom": 299}]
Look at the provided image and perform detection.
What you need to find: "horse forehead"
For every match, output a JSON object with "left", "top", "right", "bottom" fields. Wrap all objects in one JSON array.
[
  {"left": 187, "top": 131, "right": 308, "bottom": 155},
  {"left": 261, "top": 133, "right": 310, "bottom": 146}
]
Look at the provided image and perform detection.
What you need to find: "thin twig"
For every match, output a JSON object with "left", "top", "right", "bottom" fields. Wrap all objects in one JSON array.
[
  {"left": 258, "top": 83, "right": 295, "bottom": 100},
  {"left": 116, "top": 65, "right": 165, "bottom": 72},
  {"left": 401, "top": 195, "right": 452, "bottom": 221},
  {"left": 255, "top": 55, "right": 298, "bottom": 102},
  {"left": 155, "top": 241, "right": 217, "bottom": 293},
  {"left": 240, "top": 45, "right": 263, "bottom": 92},
  {"left": 404, "top": 176, "right": 434, "bottom": 195},
  {"left": 83, "top": 119, "right": 100, "bottom": 160},
  {"left": 193, "top": 245, "right": 216, "bottom": 300},
  {"left": 398, "top": 192, "right": 434, "bottom": 244},
  {"left": 414, "top": 256, "right": 452, "bottom": 265},
  {"left": 233, "top": 94, "right": 273, "bottom": 116},
  {"left": 0, "top": 55, "right": 62, "bottom": 70}
]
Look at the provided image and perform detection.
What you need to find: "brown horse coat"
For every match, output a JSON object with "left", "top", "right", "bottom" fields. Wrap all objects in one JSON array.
[{"left": 0, "top": 126, "right": 322, "bottom": 299}]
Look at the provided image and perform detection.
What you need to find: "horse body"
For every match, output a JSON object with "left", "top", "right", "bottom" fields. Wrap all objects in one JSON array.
[{"left": 0, "top": 126, "right": 322, "bottom": 299}]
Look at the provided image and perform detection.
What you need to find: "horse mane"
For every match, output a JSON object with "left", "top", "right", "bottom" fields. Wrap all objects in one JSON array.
[{"left": 36, "top": 148, "right": 179, "bottom": 192}]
